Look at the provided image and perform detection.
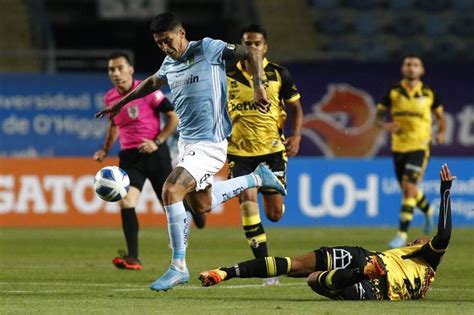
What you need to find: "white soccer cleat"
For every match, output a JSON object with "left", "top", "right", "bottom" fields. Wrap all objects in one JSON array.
[
  {"left": 149, "top": 265, "right": 189, "bottom": 291},
  {"left": 253, "top": 163, "right": 287, "bottom": 196}
]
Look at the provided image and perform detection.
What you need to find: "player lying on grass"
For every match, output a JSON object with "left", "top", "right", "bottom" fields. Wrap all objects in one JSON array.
[{"left": 200, "top": 164, "right": 455, "bottom": 300}]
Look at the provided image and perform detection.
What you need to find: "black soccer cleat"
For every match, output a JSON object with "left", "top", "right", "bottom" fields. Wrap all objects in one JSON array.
[
  {"left": 190, "top": 209, "right": 206, "bottom": 229},
  {"left": 183, "top": 200, "right": 206, "bottom": 229},
  {"left": 112, "top": 249, "right": 142, "bottom": 270}
]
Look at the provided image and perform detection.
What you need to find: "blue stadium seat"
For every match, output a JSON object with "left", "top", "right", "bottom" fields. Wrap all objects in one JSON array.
[
  {"left": 425, "top": 15, "right": 450, "bottom": 36},
  {"left": 354, "top": 14, "right": 381, "bottom": 35},
  {"left": 358, "top": 38, "right": 389, "bottom": 60},
  {"left": 391, "top": 15, "right": 422, "bottom": 36},
  {"left": 464, "top": 41, "right": 474, "bottom": 60},
  {"left": 326, "top": 37, "right": 355, "bottom": 55},
  {"left": 429, "top": 38, "right": 463, "bottom": 60},
  {"left": 318, "top": 14, "right": 351, "bottom": 34},
  {"left": 399, "top": 38, "right": 429, "bottom": 56},
  {"left": 415, "top": 0, "right": 450, "bottom": 12},
  {"left": 311, "top": 0, "right": 340, "bottom": 9},
  {"left": 452, "top": 15, "right": 474, "bottom": 36},
  {"left": 388, "top": 0, "right": 415, "bottom": 10},
  {"left": 344, "top": 0, "right": 380, "bottom": 9},
  {"left": 452, "top": 0, "right": 474, "bottom": 10}
]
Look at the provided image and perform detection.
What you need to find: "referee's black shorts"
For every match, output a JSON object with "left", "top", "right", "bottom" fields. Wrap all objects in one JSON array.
[{"left": 118, "top": 143, "right": 172, "bottom": 201}]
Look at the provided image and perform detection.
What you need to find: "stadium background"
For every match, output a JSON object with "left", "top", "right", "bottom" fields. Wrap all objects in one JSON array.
[{"left": 1, "top": 0, "right": 473, "bottom": 229}]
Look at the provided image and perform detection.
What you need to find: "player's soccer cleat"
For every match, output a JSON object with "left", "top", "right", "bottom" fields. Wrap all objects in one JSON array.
[
  {"left": 198, "top": 269, "right": 227, "bottom": 287},
  {"left": 184, "top": 200, "right": 206, "bottom": 229},
  {"left": 423, "top": 210, "right": 434, "bottom": 235},
  {"left": 112, "top": 250, "right": 142, "bottom": 270},
  {"left": 149, "top": 265, "right": 189, "bottom": 291},
  {"left": 364, "top": 255, "right": 387, "bottom": 279},
  {"left": 263, "top": 277, "right": 280, "bottom": 286},
  {"left": 253, "top": 163, "right": 287, "bottom": 196},
  {"left": 388, "top": 232, "right": 407, "bottom": 249}
]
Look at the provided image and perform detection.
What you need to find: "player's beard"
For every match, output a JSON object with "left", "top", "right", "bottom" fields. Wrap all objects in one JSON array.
[{"left": 405, "top": 74, "right": 419, "bottom": 81}]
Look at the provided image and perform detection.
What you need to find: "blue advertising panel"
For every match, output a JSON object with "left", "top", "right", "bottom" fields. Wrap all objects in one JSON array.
[
  {"left": 0, "top": 73, "right": 174, "bottom": 157},
  {"left": 1, "top": 62, "right": 473, "bottom": 157},
  {"left": 285, "top": 62, "right": 474, "bottom": 157},
  {"left": 0, "top": 74, "right": 113, "bottom": 156},
  {"left": 261, "top": 158, "right": 474, "bottom": 226}
]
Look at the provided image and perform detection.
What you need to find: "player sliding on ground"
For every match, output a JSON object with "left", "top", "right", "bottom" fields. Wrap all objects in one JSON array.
[
  {"left": 200, "top": 164, "right": 455, "bottom": 300},
  {"left": 95, "top": 12, "right": 286, "bottom": 292}
]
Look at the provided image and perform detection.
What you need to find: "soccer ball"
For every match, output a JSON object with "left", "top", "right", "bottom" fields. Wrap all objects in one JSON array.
[{"left": 93, "top": 166, "right": 130, "bottom": 202}]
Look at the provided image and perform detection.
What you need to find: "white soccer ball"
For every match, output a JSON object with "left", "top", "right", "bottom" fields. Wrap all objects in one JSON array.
[{"left": 93, "top": 166, "right": 130, "bottom": 202}]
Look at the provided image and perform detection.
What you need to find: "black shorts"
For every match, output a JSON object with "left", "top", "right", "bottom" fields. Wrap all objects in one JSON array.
[
  {"left": 227, "top": 151, "right": 287, "bottom": 195},
  {"left": 118, "top": 143, "right": 172, "bottom": 201},
  {"left": 392, "top": 149, "right": 429, "bottom": 184},
  {"left": 312, "top": 246, "right": 387, "bottom": 300}
]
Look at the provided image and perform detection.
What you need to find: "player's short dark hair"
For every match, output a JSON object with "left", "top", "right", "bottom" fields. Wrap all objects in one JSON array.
[
  {"left": 403, "top": 54, "right": 424, "bottom": 63},
  {"left": 108, "top": 52, "right": 132, "bottom": 65},
  {"left": 150, "top": 12, "right": 182, "bottom": 34},
  {"left": 240, "top": 24, "right": 267, "bottom": 40}
]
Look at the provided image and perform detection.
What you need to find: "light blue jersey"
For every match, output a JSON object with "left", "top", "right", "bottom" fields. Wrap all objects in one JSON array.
[{"left": 155, "top": 37, "right": 232, "bottom": 143}]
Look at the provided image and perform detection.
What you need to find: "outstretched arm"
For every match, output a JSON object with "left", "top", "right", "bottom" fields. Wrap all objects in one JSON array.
[
  {"left": 95, "top": 75, "right": 165, "bottom": 118},
  {"left": 413, "top": 164, "right": 455, "bottom": 270},
  {"left": 222, "top": 45, "right": 270, "bottom": 109},
  {"left": 222, "top": 45, "right": 264, "bottom": 83},
  {"left": 431, "top": 163, "right": 455, "bottom": 250}
]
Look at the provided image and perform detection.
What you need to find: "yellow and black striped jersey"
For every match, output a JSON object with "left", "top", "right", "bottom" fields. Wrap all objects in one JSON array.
[
  {"left": 377, "top": 80, "right": 443, "bottom": 153},
  {"left": 226, "top": 58, "right": 300, "bottom": 156},
  {"left": 380, "top": 241, "right": 445, "bottom": 301}
]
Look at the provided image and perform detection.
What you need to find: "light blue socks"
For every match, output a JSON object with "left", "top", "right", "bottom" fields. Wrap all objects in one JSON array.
[
  {"left": 164, "top": 202, "right": 189, "bottom": 270},
  {"left": 211, "top": 174, "right": 259, "bottom": 209}
]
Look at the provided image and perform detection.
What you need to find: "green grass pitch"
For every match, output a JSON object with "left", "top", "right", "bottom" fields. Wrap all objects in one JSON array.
[{"left": 1, "top": 227, "right": 473, "bottom": 314}]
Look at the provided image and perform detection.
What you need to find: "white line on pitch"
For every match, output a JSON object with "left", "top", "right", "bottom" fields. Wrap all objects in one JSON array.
[
  {"left": 112, "top": 283, "right": 306, "bottom": 291},
  {"left": 111, "top": 285, "right": 474, "bottom": 292},
  {"left": 0, "top": 282, "right": 305, "bottom": 293},
  {"left": 1, "top": 281, "right": 472, "bottom": 293},
  {"left": 1, "top": 289, "right": 86, "bottom": 294},
  {"left": 0, "top": 281, "right": 140, "bottom": 288},
  {"left": 0, "top": 282, "right": 304, "bottom": 289}
]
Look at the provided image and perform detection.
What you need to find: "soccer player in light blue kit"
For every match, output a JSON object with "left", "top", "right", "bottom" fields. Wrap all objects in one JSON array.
[{"left": 96, "top": 12, "right": 286, "bottom": 291}]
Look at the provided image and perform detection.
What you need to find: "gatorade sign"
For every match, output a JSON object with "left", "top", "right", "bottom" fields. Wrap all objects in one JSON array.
[{"left": 0, "top": 158, "right": 239, "bottom": 227}]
